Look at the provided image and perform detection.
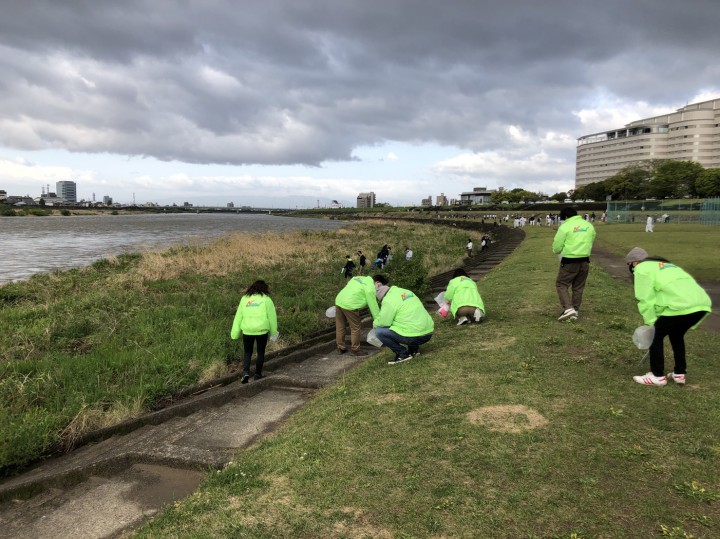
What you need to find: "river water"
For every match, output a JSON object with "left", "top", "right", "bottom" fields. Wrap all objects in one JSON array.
[{"left": 0, "top": 213, "right": 345, "bottom": 284}]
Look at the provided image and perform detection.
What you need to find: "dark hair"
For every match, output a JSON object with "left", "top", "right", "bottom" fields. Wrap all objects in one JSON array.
[
  {"left": 560, "top": 207, "right": 577, "bottom": 220},
  {"left": 245, "top": 280, "right": 270, "bottom": 296},
  {"left": 373, "top": 274, "right": 388, "bottom": 285},
  {"left": 452, "top": 268, "right": 468, "bottom": 278}
]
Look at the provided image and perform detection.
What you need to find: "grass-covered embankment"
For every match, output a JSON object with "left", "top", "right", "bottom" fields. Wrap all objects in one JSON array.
[
  {"left": 0, "top": 220, "right": 471, "bottom": 473},
  {"left": 136, "top": 224, "right": 720, "bottom": 538}
]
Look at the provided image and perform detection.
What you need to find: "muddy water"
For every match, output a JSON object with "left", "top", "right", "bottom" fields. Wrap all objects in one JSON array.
[{"left": 0, "top": 213, "right": 344, "bottom": 284}]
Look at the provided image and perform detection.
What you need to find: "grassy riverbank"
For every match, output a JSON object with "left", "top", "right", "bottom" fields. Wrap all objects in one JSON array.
[
  {"left": 0, "top": 220, "right": 470, "bottom": 472},
  {"left": 136, "top": 224, "right": 720, "bottom": 538}
]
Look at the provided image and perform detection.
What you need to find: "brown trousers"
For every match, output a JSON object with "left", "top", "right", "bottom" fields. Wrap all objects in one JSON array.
[
  {"left": 555, "top": 261, "right": 590, "bottom": 311},
  {"left": 336, "top": 306, "right": 362, "bottom": 352},
  {"left": 456, "top": 306, "right": 477, "bottom": 318}
]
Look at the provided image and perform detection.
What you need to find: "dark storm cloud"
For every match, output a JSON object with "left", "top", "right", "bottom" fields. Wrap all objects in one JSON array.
[{"left": 0, "top": 0, "right": 718, "bottom": 166}]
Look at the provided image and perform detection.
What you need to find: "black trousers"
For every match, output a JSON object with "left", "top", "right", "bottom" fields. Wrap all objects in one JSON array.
[
  {"left": 242, "top": 333, "right": 268, "bottom": 376},
  {"left": 649, "top": 311, "right": 706, "bottom": 376}
]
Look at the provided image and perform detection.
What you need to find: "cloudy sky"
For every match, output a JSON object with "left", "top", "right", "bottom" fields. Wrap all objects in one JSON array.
[{"left": 1, "top": 1, "right": 718, "bottom": 208}]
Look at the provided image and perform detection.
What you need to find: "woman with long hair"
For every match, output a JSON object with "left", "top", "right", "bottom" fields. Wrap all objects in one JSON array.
[{"left": 230, "top": 280, "right": 278, "bottom": 384}]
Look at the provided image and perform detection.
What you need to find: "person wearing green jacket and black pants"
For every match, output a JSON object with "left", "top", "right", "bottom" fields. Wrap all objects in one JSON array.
[
  {"left": 231, "top": 280, "right": 278, "bottom": 383},
  {"left": 626, "top": 247, "right": 712, "bottom": 387},
  {"left": 373, "top": 275, "right": 434, "bottom": 364},
  {"left": 335, "top": 275, "right": 381, "bottom": 356},
  {"left": 444, "top": 268, "right": 486, "bottom": 325},
  {"left": 552, "top": 207, "right": 596, "bottom": 321}
]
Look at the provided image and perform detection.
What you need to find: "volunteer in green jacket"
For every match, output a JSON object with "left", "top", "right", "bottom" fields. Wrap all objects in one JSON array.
[
  {"left": 373, "top": 275, "right": 434, "bottom": 364},
  {"left": 231, "top": 280, "right": 278, "bottom": 383},
  {"left": 626, "top": 247, "right": 712, "bottom": 387},
  {"left": 552, "top": 207, "right": 596, "bottom": 321},
  {"left": 335, "top": 275, "right": 381, "bottom": 356},
  {"left": 444, "top": 268, "right": 486, "bottom": 325}
]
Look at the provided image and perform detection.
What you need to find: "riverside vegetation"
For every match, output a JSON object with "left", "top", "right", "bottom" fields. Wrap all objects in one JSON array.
[
  {"left": 0, "top": 220, "right": 468, "bottom": 473},
  {"left": 134, "top": 224, "right": 720, "bottom": 539}
]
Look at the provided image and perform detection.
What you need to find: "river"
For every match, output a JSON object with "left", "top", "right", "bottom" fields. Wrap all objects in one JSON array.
[{"left": 0, "top": 213, "right": 345, "bottom": 284}]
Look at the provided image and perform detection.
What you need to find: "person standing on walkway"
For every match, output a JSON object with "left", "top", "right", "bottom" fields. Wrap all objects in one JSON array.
[
  {"left": 231, "top": 280, "right": 278, "bottom": 383},
  {"left": 466, "top": 238, "right": 473, "bottom": 257},
  {"left": 626, "top": 247, "right": 712, "bottom": 387},
  {"left": 373, "top": 275, "right": 434, "bottom": 364},
  {"left": 645, "top": 215, "right": 654, "bottom": 232},
  {"left": 552, "top": 207, "right": 596, "bottom": 321},
  {"left": 357, "top": 250, "right": 366, "bottom": 275},
  {"left": 335, "top": 275, "right": 380, "bottom": 356},
  {"left": 444, "top": 269, "right": 485, "bottom": 325}
]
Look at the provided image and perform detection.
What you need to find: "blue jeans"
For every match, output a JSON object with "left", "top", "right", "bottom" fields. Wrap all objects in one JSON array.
[{"left": 375, "top": 327, "right": 433, "bottom": 356}]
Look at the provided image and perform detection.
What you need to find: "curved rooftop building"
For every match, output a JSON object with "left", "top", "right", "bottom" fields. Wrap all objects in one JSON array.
[{"left": 576, "top": 98, "right": 720, "bottom": 188}]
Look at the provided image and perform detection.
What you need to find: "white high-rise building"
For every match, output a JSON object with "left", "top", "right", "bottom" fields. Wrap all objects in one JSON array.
[
  {"left": 576, "top": 98, "right": 720, "bottom": 188},
  {"left": 56, "top": 180, "right": 77, "bottom": 203}
]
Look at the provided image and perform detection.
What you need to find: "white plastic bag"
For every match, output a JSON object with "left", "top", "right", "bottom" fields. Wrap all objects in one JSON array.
[
  {"left": 437, "top": 302, "right": 450, "bottom": 318},
  {"left": 325, "top": 306, "right": 336, "bottom": 318},
  {"left": 632, "top": 325, "right": 655, "bottom": 350},
  {"left": 434, "top": 291, "right": 446, "bottom": 306},
  {"left": 270, "top": 333, "right": 279, "bottom": 342},
  {"left": 366, "top": 328, "right": 383, "bottom": 348}
]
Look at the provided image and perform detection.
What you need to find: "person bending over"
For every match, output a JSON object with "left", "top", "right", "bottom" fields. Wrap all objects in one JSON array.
[{"left": 626, "top": 247, "right": 711, "bottom": 387}]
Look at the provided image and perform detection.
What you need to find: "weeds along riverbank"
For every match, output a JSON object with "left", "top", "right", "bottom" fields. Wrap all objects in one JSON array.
[
  {"left": 0, "top": 220, "right": 471, "bottom": 473},
  {"left": 135, "top": 224, "right": 720, "bottom": 539}
]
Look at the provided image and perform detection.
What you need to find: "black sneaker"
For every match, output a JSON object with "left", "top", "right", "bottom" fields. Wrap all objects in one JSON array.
[
  {"left": 241, "top": 374, "right": 250, "bottom": 384},
  {"left": 253, "top": 373, "right": 264, "bottom": 381},
  {"left": 387, "top": 353, "right": 412, "bottom": 365},
  {"left": 338, "top": 348, "right": 348, "bottom": 354},
  {"left": 408, "top": 348, "right": 420, "bottom": 358}
]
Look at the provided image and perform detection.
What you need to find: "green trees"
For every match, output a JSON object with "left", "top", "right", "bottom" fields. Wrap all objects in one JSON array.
[
  {"left": 695, "top": 168, "right": 720, "bottom": 198},
  {"left": 578, "top": 160, "right": 713, "bottom": 201}
]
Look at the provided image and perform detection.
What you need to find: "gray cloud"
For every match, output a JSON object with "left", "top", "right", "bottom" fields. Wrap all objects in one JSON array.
[{"left": 0, "top": 0, "right": 718, "bottom": 171}]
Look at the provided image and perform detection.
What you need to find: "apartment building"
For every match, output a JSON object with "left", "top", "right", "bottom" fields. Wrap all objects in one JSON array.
[
  {"left": 56, "top": 180, "right": 77, "bottom": 203},
  {"left": 576, "top": 98, "right": 720, "bottom": 188},
  {"left": 356, "top": 192, "right": 376, "bottom": 208}
]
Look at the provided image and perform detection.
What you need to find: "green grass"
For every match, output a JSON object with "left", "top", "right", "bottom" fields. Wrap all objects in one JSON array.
[
  {"left": 135, "top": 225, "right": 720, "bottom": 538},
  {"left": 594, "top": 224, "right": 720, "bottom": 281},
  {"left": 0, "top": 221, "right": 470, "bottom": 472}
]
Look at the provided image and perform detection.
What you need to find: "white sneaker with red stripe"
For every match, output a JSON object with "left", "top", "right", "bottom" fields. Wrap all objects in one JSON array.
[
  {"left": 633, "top": 372, "right": 667, "bottom": 387},
  {"left": 667, "top": 372, "right": 686, "bottom": 385}
]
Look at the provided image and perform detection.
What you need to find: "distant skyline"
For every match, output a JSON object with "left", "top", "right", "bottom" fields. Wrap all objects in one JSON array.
[{"left": 1, "top": 1, "right": 719, "bottom": 207}]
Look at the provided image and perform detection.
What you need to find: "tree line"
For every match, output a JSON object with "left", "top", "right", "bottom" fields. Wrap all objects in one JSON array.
[{"left": 573, "top": 160, "right": 720, "bottom": 201}]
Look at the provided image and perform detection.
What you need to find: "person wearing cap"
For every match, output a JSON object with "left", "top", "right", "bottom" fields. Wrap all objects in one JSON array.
[
  {"left": 444, "top": 268, "right": 486, "bottom": 325},
  {"left": 372, "top": 275, "right": 434, "bottom": 364},
  {"left": 335, "top": 275, "right": 380, "bottom": 356},
  {"left": 626, "top": 247, "right": 712, "bottom": 387},
  {"left": 551, "top": 207, "right": 597, "bottom": 321}
]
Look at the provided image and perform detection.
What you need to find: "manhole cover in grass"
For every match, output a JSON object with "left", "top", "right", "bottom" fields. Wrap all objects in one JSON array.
[{"left": 467, "top": 405, "right": 548, "bottom": 433}]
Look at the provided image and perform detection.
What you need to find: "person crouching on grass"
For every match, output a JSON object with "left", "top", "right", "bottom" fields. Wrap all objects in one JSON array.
[
  {"left": 373, "top": 275, "right": 434, "bottom": 365},
  {"left": 444, "top": 268, "right": 485, "bottom": 325},
  {"left": 626, "top": 247, "right": 712, "bottom": 387},
  {"left": 230, "top": 280, "right": 279, "bottom": 384}
]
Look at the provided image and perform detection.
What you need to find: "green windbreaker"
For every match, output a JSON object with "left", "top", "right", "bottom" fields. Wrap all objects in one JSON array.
[
  {"left": 444, "top": 275, "right": 485, "bottom": 317},
  {"left": 230, "top": 293, "right": 278, "bottom": 338},
  {"left": 633, "top": 260, "right": 712, "bottom": 326},
  {"left": 374, "top": 286, "right": 434, "bottom": 336},
  {"left": 335, "top": 276, "right": 380, "bottom": 319},
  {"left": 552, "top": 215, "right": 596, "bottom": 258}
]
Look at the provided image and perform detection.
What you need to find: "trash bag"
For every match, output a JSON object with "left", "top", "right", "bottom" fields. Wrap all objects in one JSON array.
[
  {"left": 434, "top": 291, "right": 446, "bottom": 306},
  {"left": 366, "top": 328, "right": 383, "bottom": 348},
  {"left": 325, "top": 306, "right": 336, "bottom": 318},
  {"left": 632, "top": 325, "right": 655, "bottom": 350}
]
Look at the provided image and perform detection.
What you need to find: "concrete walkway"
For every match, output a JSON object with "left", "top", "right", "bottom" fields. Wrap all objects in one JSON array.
[{"left": 0, "top": 341, "right": 374, "bottom": 538}]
